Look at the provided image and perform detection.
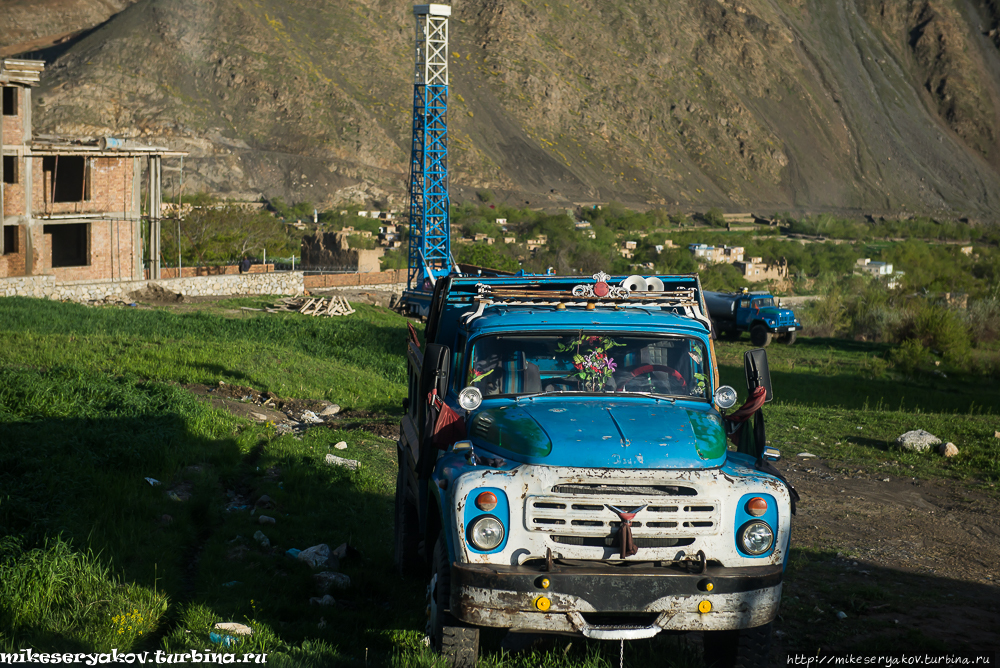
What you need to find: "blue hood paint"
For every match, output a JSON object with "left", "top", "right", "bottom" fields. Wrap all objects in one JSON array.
[{"left": 468, "top": 397, "right": 727, "bottom": 469}]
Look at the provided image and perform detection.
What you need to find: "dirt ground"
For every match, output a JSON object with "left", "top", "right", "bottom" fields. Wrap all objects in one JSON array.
[{"left": 773, "top": 456, "right": 1000, "bottom": 654}]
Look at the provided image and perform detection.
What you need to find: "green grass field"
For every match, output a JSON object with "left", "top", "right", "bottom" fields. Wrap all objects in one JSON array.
[{"left": 0, "top": 297, "right": 996, "bottom": 665}]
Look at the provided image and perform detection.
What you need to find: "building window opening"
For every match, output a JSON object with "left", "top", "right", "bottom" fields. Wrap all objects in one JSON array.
[
  {"left": 3, "top": 155, "right": 17, "bottom": 184},
  {"left": 42, "top": 156, "right": 91, "bottom": 203},
  {"left": 2, "top": 88, "right": 17, "bottom": 116},
  {"left": 44, "top": 223, "right": 90, "bottom": 267},
  {"left": 3, "top": 226, "right": 17, "bottom": 254}
]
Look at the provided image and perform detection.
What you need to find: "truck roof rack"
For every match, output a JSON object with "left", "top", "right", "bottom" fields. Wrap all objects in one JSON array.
[{"left": 458, "top": 271, "right": 712, "bottom": 331}]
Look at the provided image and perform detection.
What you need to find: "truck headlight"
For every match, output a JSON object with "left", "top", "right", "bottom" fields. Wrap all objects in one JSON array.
[
  {"left": 739, "top": 521, "right": 774, "bottom": 555},
  {"left": 468, "top": 515, "right": 505, "bottom": 551}
]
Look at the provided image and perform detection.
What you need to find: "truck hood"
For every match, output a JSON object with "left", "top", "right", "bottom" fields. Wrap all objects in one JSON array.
[
  {"left": 467, "top": 398, "right": 727, "bottom": 469},
  {"left": 759, "top": 306, "right": 796, "bottom": 319}
]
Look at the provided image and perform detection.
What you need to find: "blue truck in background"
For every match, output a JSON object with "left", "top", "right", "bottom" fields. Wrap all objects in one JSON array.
[
  {"left": 395, "top": 272, "right": 795, "bottom": 668},
  {"left": 704, "top": 289, "right": 802, "bottom": 347}
]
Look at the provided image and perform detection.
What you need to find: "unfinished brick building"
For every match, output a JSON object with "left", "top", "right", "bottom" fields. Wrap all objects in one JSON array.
[{"left": 1, "top": 59, "right": 182, "bottom": 283}]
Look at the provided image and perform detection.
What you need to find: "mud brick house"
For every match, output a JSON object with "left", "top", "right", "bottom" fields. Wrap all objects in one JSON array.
[{"left": 1, "top": 59, "right": 183, "bottom": 282}]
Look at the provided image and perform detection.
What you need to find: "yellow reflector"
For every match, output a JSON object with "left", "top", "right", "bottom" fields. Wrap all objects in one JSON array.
[
  {"left": 540, "top": 578, "right": 550, "bottom": 589},
  {"left": 698, "top": 600, "right": 712, "bottom": 614},
  {"left": 706, "top": 583, "right": 714, "bottom": 592},
  {"left": 534, "top": 596, "right": 551, "bottom": 612}
]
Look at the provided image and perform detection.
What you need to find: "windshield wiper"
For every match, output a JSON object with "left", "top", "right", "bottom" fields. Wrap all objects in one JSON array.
[{"left": 614, "top": 391, "right": 676, "bottom": 403}]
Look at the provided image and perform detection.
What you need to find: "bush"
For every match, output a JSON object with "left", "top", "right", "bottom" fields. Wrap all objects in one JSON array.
[
  {"left": 803, "top": 288, "right": 849, "bottom": 337},
  {"left": 889, "top": 338, "right": 930, "bottom": 376},
  {"left": 905, "top": 303, "right": 970, "bottom": 363},
  {"left": 966, "top": 290, "right": 1000, "bottom": 343}
]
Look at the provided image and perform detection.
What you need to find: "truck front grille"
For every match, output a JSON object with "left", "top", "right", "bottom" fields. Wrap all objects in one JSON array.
[
  {"left": 550, "top": 535, "right": 695, "bottom": 548},
  {"left": 526, "top": 495, "right": 721, "bottom": 537}
]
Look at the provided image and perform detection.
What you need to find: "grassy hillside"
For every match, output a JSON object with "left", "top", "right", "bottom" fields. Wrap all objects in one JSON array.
[
  {"left": 0, "top": 297, "right": 996, "bottom": 664},
  {"left": 21, "top": 0, "right": 1000, "bottom": 216}
]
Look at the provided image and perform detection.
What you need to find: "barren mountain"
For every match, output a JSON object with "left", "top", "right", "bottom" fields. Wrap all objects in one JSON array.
[{"left": 12, "top": 0, "right": 1000, "bottom": 216}]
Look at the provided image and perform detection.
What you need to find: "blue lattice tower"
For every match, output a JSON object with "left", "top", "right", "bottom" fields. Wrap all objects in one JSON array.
[{"left": 407, "top": 4, "right": 451, "bottom": 294}]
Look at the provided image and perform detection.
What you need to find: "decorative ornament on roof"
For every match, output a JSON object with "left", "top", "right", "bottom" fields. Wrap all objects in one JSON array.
[{"left": 572, "top": 271, "right": 631, "bottom": 299}]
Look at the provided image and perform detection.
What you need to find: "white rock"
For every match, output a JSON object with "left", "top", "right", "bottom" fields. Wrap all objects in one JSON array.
[
  {"left": 896, "top": 429, "right": 941, "bottom": 452},
  {"left": 253, "top": 530, "right": 270, "bottom": 548},
  {"left": 296, "top": 544, "right": 331, "bottom": 568},
  {"left": 334, "top": 441, "right": 348, "bottom": 450},
  {"left": 214, "top": 622, "right": 252, "bottom": 636},
  {"left": 796, "top": 452, "right": 817, "bottom": 458},
  {"left": 320, "top": 404, "right": 342, "bottom": 416},
  {"left": 836, "top": 611, "right": 847, "bottom": 620},
  {"left": 250, "top": 412, "right": 268, "bottom": 421},
  {"left": 314, "top": 571, "right": 351, "bottom": 591},
  {"left": 325, "top": 453, "right": 360, "bottom": 470}
]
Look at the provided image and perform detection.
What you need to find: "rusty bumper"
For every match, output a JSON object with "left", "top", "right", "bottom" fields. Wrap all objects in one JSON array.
[{"left": 451, "top": 561, "right": 783, "bottom": 637}]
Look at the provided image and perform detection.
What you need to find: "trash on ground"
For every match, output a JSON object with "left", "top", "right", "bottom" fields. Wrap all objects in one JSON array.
[
  {"left": 145, "top": 477, "right": 160, "bottom": 486},
  {"left": 253, "top": 530, "right": 270, "bottom": 548},
  {"left": 297, "top": 544, "right": 331, "bottom": 568},
  {"left": 325, "top": 453, "right": 360, "bottom": 470},
  {"left": 796, "top": 452, "right": 817, "bottom": 458},
  {"left": 309, "top": 595, "right": 336, "bottom": 606},
  {"left": 167, "top": 490, "right": 191, "bottom": 502},
  {"left": 286, "top": 548, "right": 301, "bottom": 558},
  {"left": 836, "top": 611, "right": 848, "bottom": 620},
  {"left": 301, "top": 410, "right": 324, "bottom": 424},
  {"left": 208, "top": 632, "right": 233, "bottom": 647}
]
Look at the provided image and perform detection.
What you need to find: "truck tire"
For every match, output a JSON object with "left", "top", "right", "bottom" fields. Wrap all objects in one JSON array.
[
  {"left": 782, "top": 331, "right": 797, "bottom": 345},
  {"left": 702, "top": 622, "right": 773, "bottom": 668},
  {"left": 749, "top": 324, "right": 772, "bottom": 347},
  {"left": 393, "top": 448, "right": 421, "bottom": 577},
  {"left": 427, "top": 536, "right": 479, "bottom": 668}
]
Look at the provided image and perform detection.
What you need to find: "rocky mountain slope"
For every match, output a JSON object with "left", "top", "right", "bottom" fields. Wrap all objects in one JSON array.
[{"left": 12, "top": 0, "right": 1000, "bottom": 216}]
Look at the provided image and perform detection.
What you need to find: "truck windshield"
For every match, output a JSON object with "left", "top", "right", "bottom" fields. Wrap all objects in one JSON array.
[
  {"left": 467, "top": 333, "right": 709, "bottom": 399},
  {"left": 752, "top": 298, "right": 774, "bottom": 308}
]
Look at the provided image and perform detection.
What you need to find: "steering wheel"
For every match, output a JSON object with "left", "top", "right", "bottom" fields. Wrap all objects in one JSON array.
[{"left": 618, "top": 364, "right": 687, "bottom": 391}]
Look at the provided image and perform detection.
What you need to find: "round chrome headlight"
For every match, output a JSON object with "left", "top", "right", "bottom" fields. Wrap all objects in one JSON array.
[
  {"left": 739, "top": 521, "right": 774, "bottom": 555},
  {"left": 458, "top": 387, "right": 483, "bottom": 411},
  {"left": 468, "top": 515, "right": 504, "bottom": 551},
  {"left": 714, "top": 385, "right": 738, "bottom": 409}
]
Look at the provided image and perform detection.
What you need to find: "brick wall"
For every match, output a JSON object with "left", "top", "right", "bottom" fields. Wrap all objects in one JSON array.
[
  {"left": 31, "top": 156, "right": 135, "bottom": 216},
  {"left": 46, "top": 218, "right": 139, "bottom": 282},
  {"left": 0, "top": 224, "right": 27, "bottom": 276},
  {"left": 1, "top": 88, "right": 26, "bottom": 144},
  {"left": 304, "top": 269, "right": 405, "bottom": 289},
  {"left": 2, "top": 155, "right": 27, "bottom": 215}
]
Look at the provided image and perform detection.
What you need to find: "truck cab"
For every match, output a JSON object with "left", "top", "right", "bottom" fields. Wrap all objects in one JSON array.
[
  {"left": 395, "top": 272, "right": 792, "bottom": 668},
  {"left": 704, "top": 289, "right": 802, "bottom": 347}
]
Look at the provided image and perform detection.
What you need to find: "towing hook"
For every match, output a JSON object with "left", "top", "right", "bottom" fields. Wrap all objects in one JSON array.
[{"left": 697, "top": 550, "right": 707, "bottom": 574}]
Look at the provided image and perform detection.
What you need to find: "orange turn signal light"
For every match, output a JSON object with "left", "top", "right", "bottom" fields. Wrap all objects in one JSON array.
[
  {"left": 746, "top": 497, "right": 768, "bottom": 517},
  {"left": 475, "top": 491, "right": 498, "bottom": 512}
]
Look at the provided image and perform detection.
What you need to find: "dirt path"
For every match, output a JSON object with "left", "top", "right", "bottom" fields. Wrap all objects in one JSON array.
[{"left": 774, "top": 456, "right": 1000, "bottom": 654}]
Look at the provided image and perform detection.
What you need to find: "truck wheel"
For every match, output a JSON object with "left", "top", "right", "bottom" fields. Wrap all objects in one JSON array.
[
  {"left": 393, "top": 448, "right": 421, "bottom": 577},
  {"left": 782, "top": 331, "right": 797, "bottom": 345},
  {"left": 703, "top": 622, "right": 773, "bottom": 668},
  {"left": 427, "top": 536, "right": 479, "bottom": 668},
  {"left": 749, "top": 325, "right": 772, "bottom": 347}
]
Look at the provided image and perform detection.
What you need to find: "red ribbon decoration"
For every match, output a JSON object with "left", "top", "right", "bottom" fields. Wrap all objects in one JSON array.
[{"left": 607, "top": 504, "right": 645, "bottom": 558}]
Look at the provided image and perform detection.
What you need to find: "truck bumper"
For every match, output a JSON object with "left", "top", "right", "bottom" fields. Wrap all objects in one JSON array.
[
  {"left": 451, "top": 562, "right": 782, "bottom": 638},
  {"left": 769, "top": 325, "right": 802, "bottom": 333}
]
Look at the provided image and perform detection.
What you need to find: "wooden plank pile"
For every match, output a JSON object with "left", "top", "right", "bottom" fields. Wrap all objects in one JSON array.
[{"left": 239, "top": 296, "right": 355, "bottom": 317}]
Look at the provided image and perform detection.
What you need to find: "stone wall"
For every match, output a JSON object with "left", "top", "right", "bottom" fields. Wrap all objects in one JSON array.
[
  {"left": 0, "top": 271, "right": 304, "bottom": 301},
  {"left": 157, "top": 264, "right": 275, "bottom": 279}
]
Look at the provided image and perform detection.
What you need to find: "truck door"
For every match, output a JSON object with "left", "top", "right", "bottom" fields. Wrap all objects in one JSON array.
[{"left": 737, "top": 298, "right": 752, "bottom": 327}]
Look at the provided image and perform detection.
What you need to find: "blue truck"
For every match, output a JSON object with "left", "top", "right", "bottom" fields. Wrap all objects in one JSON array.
[
  {"left": 395, "top": 272, "right": 795, "bottom": 668},
  {"left": 704, "top": 289, "right": 802, "bottom": 347}
]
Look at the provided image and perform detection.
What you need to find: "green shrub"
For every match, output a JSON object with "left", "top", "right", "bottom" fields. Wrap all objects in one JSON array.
[
  {"left": 966, "top": 290, "right": 1000, "bottom": 343},
  {"left": 889, "top": 339, "right": 930, "bottom": 375},
  {"left": 803, "top": 287, "right": 849, "bottom": 337},
  {"left": 906, "top": 303, "right": 970, "bottom": 362}
]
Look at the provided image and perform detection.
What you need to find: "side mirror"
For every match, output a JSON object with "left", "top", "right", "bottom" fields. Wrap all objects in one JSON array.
[{"left": 744, "top": 348, "right": 773, "bottom": 402}]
